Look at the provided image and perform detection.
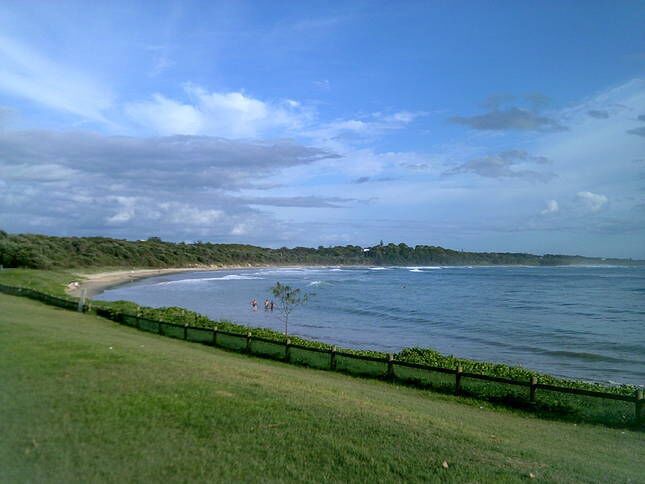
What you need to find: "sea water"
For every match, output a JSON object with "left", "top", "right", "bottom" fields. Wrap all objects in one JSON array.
[{"left": 96, "top": 265, "right": 645, "bottom": 385}]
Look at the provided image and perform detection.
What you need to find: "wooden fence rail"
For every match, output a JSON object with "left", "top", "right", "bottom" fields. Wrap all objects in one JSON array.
[
  {"left": 0, "top": 282, "right": 642, "bottom": 426},
  {"left": 207, "top": 330, "right": 641, "bottom": 417}
]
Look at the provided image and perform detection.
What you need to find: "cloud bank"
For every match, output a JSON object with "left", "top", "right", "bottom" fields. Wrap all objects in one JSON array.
[
  {"left": 0, "top": 130, "right": 341, "bottom": 242},
  {"left": 450, "top": 107, "right": 567, "bottom": 132},
  {"left": 444, "top": 150, "right": 555, "bottom": 182}
]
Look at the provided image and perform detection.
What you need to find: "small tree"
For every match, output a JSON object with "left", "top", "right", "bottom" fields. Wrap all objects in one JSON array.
[{"left": 271, "top": 281, "right": 309, "bottom": 337}]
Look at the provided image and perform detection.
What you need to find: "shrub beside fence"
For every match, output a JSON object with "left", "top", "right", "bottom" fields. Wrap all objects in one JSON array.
[{"left": 1, "top": 282, "right": 642, "bottom": 427}]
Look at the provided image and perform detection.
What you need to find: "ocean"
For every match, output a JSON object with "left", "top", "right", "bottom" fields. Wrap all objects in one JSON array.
[{"left": 95, "top": 265, "right": 645, "bottom": 385}]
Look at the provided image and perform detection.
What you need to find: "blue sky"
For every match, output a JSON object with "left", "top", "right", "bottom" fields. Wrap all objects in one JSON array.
[{"left": 1, "top": 1, "right": 644, "bottom": 258}]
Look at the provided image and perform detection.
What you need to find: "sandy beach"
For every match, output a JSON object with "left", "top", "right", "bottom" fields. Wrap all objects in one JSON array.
[
  {"left": 65, "top": 263, "right": 309, "bottom": 298},
  {"left": 66, "top": 267, "right": 221, "bottom": 298}
]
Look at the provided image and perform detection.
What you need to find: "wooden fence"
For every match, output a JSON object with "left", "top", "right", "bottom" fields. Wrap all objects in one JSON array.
[{"left": 1, "top": 283, "right": 642, "bottom": 426}]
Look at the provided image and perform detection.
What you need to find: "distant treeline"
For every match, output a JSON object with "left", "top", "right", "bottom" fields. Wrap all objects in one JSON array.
[{"left": 0, "top": 230, "right": 640, "bottom": 269}]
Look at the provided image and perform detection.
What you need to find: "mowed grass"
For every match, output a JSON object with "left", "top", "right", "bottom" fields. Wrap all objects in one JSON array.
[{"left": 1, "top": 295, "right": 643, "bottom": 483}]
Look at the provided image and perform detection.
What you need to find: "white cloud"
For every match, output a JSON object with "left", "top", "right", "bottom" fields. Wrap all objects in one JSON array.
[
  {"left": 125, "top": 84, "right": 423, "bottom": 143},
  {"left": 0, "top": 34, "right": 113, "bottom": 123},
  {"left": 231, "top": 223, "right": 248, "bottom": 236},
  {"left": 380, "top": 111, "right": 424, "bottom": 124},
  {"left": 541, "top": 199, "right": 559, "bottom": 215},
  {"left": 305, "top": 111, "right": 424, "bottom": 143},
  {"left": 158, "top": 203, "right": 223, "bottom": 226},
  {"left": 124, "top": 94, "right": 203, "bottom": 135},
  {"left": 576, "top": 191, "right": 608, "bottom": 212},
  {"left": 313, "top": 79, "right": 330, "bottom": 90},
  {"left": 149, "top": 53, "right": 173, "bottom": 77},
  {"left": 106, "top": 196, "right": 138, "bottom": 224},
  {"left": 536, "top": 80, "right": 645, "bottom": 185},
  {"left": 125, "top": 83, "right": 311, "bottom": 138},
  {"left": 0, "top": 162, "right": 78, "bottom": 182}
]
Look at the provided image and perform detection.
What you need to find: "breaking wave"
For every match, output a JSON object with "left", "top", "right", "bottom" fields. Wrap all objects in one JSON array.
[{"left": 156, "top": 274, "right": 264, "bottom": 285}]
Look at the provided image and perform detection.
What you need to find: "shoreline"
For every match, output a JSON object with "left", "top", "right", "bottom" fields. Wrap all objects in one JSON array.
[
  {"left": 66, "top": 262, "right": 639, "bottom": 299},
  {"left": 67, "top": 266, "right": 228, "bottom": 298},
  {"left": 66, "top": 263, "right": 342, "bottom": 298}
]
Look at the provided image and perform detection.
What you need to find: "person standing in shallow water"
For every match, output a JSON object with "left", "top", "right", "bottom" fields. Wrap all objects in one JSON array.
[
  {"left": 264, "top": 298, "right": 270, "bottom": 311},
  {"left": 270, "top": 300, "right": 274, "bottom": 312},
  {"left": 251, "top": 298, "right": 257, "bottom": 311}
]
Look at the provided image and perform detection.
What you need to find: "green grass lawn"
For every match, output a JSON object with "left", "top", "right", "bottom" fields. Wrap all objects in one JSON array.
[
  {"left": 0, "top": 267, "right": 150, "bottom": 297},
  {"left": 0, "top": 268, "right": 78, "bottom": 296},
  {"left": 1, "top": 294, "right": 643, "bottom": 483}
]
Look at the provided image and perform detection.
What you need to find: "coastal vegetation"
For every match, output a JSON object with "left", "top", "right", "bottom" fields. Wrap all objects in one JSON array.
[
  {"left": 1, "top": 230, "right": 641, "bottom": 270},
  {"left": 2, "top": 294, "right": 643, "bottom": 482}
]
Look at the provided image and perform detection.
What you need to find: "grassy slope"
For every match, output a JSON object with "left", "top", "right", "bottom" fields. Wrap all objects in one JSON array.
[
  {"left": 0, "top": 268, "right": 77, "bottom": 296},
  {"left": 1, "top": 294, "right": 643, "bottom": 483}
]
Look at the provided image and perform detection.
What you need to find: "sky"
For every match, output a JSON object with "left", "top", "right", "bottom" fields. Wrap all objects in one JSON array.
[{"left": 0, "top": 1, "right": 644, "bottom": 258}]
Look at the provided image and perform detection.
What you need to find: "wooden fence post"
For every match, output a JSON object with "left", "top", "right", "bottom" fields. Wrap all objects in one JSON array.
[
  {"left": 183, "top": 324, "right": 188, "bottom": 340},
  {"left": 212, "top": 326, "right": 218, "bottom": 346},
  {"left": 530, "top": 376, "right": 537, "bottom": 404},
  {"left": 246, "top": 332, "right": 252, "bottom": 353},
  {"left": 77, "top": 289, "right": 86, "bottom": 313},
  {"left": 637, "top": 389, "right": 643, "bottom": 424},
  {"left": 330, "top": 346, "right": 337, "bottom": 371},
  {"left": 285, "top": 339, "right": 291, "bottom": 362},
  {"left": 455, "top": 366, "right": 463, "bottom": 396},
  {"left": 387, "top": 353, "right": 394, "bottom": 380}
]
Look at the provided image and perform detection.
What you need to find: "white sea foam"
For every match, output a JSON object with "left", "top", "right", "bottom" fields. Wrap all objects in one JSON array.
[
  {"left": 216, "top": 275, "right": 264, "bottom": 281},
  {"left": 308, "top": 280, "right": 323, "bottom": 286},
  {"left": 255, "top": 267, "right": 327, "bottom": 276},
  {"left": 408, "top": 266, "right": 441, "bottom": 272},
  {"left": 369, "top": 267, "right": 388, "bottom": 270},
  {"left": 157, "top": 274, "right": 264, "bottom": 285}
]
